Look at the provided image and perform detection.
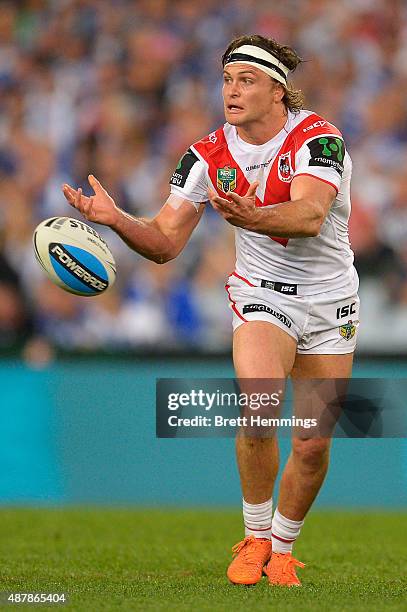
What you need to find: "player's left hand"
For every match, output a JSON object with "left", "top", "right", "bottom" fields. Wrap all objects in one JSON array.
[{"left": 208, "top": 181, "right": 260, "bottom": 229}]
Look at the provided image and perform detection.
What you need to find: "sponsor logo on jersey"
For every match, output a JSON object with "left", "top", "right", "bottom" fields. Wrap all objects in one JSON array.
[
  {"left": 277, "top": 151, "right": 293, "bottom": 182},
  {"left": 242, "top": 303, "right": 292, "bottom": 328},
  {"left": 217, "top": 165, "right": 237, "bottom": 192},
  {"left": 246, "top": 160, "right": 271, "bottom": 171},
  {"left": 302, "top": 120, "right": 327, "bottom": 133},
  {"left": 208, "top": 132, "right": 217, "bottom": 143},
  {"left": 307, "top": 136, "right": 345, "bottom": 176},
  {"left": 339, "top": 320, "right": 356, "bottom": 341},
  {"left": 170, "top": 148, "right": 199, "bottom": 188}
]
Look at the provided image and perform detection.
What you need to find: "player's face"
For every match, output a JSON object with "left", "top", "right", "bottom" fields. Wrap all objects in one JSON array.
[{"left": 222, "top": 65, "right": 283, "bottom": 127}]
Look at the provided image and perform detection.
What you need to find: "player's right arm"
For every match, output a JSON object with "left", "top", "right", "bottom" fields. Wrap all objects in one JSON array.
[{"left": 62, "top": 175, "right": 204, "bottom": 264}]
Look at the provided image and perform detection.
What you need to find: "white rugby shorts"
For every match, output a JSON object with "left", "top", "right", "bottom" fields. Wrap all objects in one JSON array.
[{"left": 225, "top": 272, "right": 360, "bottom": 354}]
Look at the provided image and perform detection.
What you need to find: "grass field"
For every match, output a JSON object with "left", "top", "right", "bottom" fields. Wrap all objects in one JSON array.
[{"left": 0, "top": 509, "right": 405, "bottom": 611}]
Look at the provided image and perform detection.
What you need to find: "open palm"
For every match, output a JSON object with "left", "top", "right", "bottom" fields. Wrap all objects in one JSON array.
[{"left": 62, "top": 175, "right": 120, "bottom": 227}]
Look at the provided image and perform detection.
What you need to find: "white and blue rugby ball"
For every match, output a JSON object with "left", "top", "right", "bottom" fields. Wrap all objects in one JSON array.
[{"left": 33, "top": 217, "right": 116, "bottom": 296}]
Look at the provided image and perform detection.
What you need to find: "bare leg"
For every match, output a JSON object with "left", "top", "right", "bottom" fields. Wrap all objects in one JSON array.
[
  {"left": 233, "top": 321, "right": 297, "bottom": 504},
  {"left": 278, "top": 353, "right": 354, "bottom": 520},
  {"left": 236, "top": 435, "right": 280, "bottom": 504},
  {"left": 277, "top": 437, "right": 331, "bottom": 520}
]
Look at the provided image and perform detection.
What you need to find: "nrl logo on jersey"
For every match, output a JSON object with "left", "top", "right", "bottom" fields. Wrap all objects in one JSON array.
[
  {"left": 278, "top": 152, "right": 294, "bottom": 182},
  {"left": 339, "top": 320, "right": 356, "bottom": 341},
  {"left": 217, "top": 165, "right": 237, "bottom": 192}
]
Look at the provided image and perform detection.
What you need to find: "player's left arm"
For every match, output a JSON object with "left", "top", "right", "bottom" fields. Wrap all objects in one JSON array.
[{"left": 208, "top": 175, "right": 336, "bottom": 238}]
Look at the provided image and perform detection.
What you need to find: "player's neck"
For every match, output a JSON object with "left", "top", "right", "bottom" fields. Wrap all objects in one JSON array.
[{"left": 236, "top": 108, "right": 288, "bottom": 145}]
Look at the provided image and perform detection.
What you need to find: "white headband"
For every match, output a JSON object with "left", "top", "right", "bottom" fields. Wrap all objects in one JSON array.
[{"left": 224, "top": 44, "right": 290, "bottom": 86}]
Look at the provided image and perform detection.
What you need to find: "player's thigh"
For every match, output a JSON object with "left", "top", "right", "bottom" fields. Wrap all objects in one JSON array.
[
  {"left": 291, "top": 353, "right": 354, "bottom": 438},
  {"left": 233, "top": 320, "right": 297, "bottom": 378},
  {"left": 291, "top": 352, "right": 354, "bottom": 379}
]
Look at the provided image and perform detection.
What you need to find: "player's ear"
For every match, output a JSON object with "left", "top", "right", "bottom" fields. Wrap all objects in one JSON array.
[{"left": 271, "top": 80, "right": 285, "bottom": 103}]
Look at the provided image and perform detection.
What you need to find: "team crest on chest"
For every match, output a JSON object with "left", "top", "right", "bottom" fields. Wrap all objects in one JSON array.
[
  {"left": 278, "top": 151, "right": 294, "bottom": 182},
  {"left": 217, "top": 165, "right": 237, "bottom": 192}
]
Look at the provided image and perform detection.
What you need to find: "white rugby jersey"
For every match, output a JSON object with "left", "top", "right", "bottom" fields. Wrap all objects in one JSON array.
[{"left": 169, "top": 110, "right": 358, "bottom": 295}]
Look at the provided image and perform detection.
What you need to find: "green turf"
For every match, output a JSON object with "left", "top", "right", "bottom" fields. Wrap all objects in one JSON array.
[{"left": 0, "top": 509, "right": 405, "bottom": 611}]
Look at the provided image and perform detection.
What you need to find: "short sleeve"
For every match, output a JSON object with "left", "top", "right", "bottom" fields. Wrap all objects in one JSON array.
[
  {"left": 169, "top": 148, "right": 208, "bottom": 208},
  {"left": 294, "top": 135, "right": 346, "bottom": 193}
]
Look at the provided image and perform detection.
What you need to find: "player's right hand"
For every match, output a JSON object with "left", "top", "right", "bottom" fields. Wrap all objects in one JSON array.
[{"left": 62, "top": 175, "right": 120, "bottom": 227}]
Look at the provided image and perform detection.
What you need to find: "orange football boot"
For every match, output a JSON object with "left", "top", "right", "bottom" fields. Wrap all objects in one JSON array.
[
  {"left": 227, "top": 535, "right": 272, "bottom": 585},
  {"left": 264, "top": 551, "right": 305, "bottom": 586}
]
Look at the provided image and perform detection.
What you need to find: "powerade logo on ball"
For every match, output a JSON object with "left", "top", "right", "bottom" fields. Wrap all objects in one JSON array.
[
  {"left": 49, "top": 243, "right": 108, "bottom": 293},
  {"left": 307, "top": 136, "right": 345, "bottom": 176}
]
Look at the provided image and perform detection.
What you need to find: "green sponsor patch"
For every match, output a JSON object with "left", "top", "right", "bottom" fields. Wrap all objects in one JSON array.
[{"left": 307, "top": 136, "right": 345, "bottom": 176}]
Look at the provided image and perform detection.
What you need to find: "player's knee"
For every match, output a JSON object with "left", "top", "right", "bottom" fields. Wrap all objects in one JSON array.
[
  {"left": 292, "top": 438, "right": 330, "bottom": 471},
  {"left": 238, "top": 435, "right": 272, "bottom": 447}
]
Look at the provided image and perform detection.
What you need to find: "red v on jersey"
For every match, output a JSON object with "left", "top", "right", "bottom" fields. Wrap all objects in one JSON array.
[
  {"left": 263, "top": 114, "right": 341, "bottom": 207},
  {"left": 193, "top": 130, "right": 288, "bottom": 246},
  {"left": 193, "top": 129, "right": 261, "bottom": 203},
  {"left": 192, "top": 114, "right": 342, "bottom": 248},
  {"left": 182, "top": 109, "right": 353, "bottom": 295}
]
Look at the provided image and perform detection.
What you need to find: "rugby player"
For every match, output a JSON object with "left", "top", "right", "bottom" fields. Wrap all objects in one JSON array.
[{"left": 62, "top": 34, "right": 359, "bottom": 587}]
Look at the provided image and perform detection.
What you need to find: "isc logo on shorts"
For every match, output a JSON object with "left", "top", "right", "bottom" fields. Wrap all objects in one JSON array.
[{"left": 261, "top": 280, "right": 297, "bottom": 294}]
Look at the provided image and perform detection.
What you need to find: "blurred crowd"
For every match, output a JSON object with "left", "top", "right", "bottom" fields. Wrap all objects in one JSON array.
[{"left": 1, "top": 0, "right": 407, "bottom": 360}]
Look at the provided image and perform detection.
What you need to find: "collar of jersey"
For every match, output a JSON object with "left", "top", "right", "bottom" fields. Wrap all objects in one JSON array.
[{"left": 230, "top": 111, "right": 292, "bottom": 153}]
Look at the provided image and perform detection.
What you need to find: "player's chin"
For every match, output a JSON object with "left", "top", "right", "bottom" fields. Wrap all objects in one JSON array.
[{"left": 224, "top": 112, "right": 247, "bottom": 126}]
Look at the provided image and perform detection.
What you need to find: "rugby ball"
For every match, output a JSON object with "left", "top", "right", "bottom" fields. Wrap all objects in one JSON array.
[{"left": 33, "top": 217, "right": 116, "bottom": 296}]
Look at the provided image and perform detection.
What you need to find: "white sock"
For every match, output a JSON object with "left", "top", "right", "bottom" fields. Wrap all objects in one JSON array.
[
  {"left": 271, "top": 508, "right": 304, "bottom": 553},
  {"left": 243, "top": 497, "right": 272, "bottom": 539}
]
